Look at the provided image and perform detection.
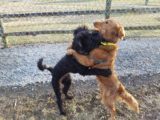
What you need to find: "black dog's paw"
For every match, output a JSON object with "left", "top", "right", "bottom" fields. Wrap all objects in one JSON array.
[
  {"left": 107, "top": 69, "right": 112, "bottom": 76},
  {"left": 65, "top": 94, "right": 74, "bottom": 100},
  {"left": 60, "top": 111, "right": 66, "bottom": 116},
  {"left": 103, "top": 69, "right": 112, "bottom": 77}
]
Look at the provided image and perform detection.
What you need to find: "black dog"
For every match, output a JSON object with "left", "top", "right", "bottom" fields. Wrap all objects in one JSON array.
[
  {"left": 37, "top": 26, "right": 111, "bottom": 115},
  {"left": 72, "top": 26, "right": 105, "bottom": 55}
]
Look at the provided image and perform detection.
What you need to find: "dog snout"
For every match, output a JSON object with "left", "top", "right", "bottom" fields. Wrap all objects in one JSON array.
[
  {"left": 93, "top": 21, "right": 101, "bottom": 28},
  {"left": 93, "top": 22, "right": 97, "bottom": 27},
  {"left": 122, "top": 37, "right": 126, "bottom": 41}
]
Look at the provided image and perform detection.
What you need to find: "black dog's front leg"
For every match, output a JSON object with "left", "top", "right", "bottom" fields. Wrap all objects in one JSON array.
[
  {"left": 51, "top": 77, "right": 66, "bottom": 115},
  {"left": 81, "top": 68, "right": 112, "bottom": 77}
]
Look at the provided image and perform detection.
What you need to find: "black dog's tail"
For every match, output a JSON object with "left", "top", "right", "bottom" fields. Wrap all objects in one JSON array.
[{"left": 37, "top": 58, "right": 53, "bottom": 73}]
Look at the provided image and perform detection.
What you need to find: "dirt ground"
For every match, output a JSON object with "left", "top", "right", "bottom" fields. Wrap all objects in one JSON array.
[{"left": 0, "top": 77, "right": 159, "bottom": 120}]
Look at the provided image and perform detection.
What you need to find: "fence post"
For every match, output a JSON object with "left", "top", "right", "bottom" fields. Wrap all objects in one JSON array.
[
  {"left": 105, "top": 0, "right": 112, "bottom": 19},
  {"left": 145, "top": 0, "right": 149, "bottom": 5},
  {"left": 0, "top": 20, "right": 8, "bottom": 48}
]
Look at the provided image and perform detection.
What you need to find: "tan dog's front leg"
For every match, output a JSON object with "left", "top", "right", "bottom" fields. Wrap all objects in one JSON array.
[
  {"left": 67, "top": 49, "right": 94, "bottom": 67},
  {"left": 92, "top": 62, "right": 108, "bottom": 68},
  {"left": 67, "top": 43, "right": 72, "bottom": 50},
  {"left": 92, "top": 58, "right": 113, "bottom": 69}
]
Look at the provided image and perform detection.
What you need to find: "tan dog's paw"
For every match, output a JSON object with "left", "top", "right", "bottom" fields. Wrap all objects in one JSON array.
[{"left": 67, "top": 49, "right": 76, "bottom": 55}]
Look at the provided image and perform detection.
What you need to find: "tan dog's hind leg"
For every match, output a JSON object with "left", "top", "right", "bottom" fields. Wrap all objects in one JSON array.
[
  {"left": 102, "top": 90, "right": 116, "bottom": 120},
  {"left": 109, "top": 104, "right": 116, "bottom": 120},
  {"left": 118, "top": 84, "right": 139, "bottom": 113},
  {"left": 104, "top": 101, "right": 116, "bottom": 120}
]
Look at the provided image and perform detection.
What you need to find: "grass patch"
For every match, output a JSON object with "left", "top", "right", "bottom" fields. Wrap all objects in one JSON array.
[
  {"left": 1, "top": 0, "right": 160, "bottom": 46},
  {"left": 126, "top": 29, "right": 160, "bottom": 37},
  {"left": 0, "top": 80, "right": 159, "bottom": 120},
  {"left": 5, "top": 29, "right": 160, "bottom": 46},
  {"left": 0, "top": 0, "right": 160, "bottom": 14},
  {"left": 3, "top": 12, "right": 160, "bottom": 46},
  {"left": 4, "top": 13, "right": 160, "bottom": 32},
  {"left": 6, "top": 34, "right": 73, "bottom": 46}
]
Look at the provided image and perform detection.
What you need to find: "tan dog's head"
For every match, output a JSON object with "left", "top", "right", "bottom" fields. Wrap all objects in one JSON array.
[{"left": 94, "top": 19, "right": 125, "bottom": 43}]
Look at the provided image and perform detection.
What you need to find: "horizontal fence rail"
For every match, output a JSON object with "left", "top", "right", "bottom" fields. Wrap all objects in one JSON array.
[
  {"left": 0, "top": 7, "right": 160, "bottom": 18},
  {"left": 3, "top": 25, "right": 160, "bottom": 37},
  {"left": 125, "top": 25, "right": 160, "bottom": 31}
]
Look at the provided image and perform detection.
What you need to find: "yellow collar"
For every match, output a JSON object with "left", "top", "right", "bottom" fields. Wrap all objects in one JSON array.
[
  {"left": 101, "top": 42, "right": 116, "bottom": 46},
  {"left": 100, "top": 42, "right": 117, "bottom": 51}
]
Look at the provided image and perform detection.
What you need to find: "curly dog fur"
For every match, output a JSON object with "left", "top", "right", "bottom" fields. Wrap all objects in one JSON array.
[
  {"left": 37, "top": 26, "right": 112, "bottom": 115},
  {"left": 67, "top": 19, "right": 139, "bottom": 120}
]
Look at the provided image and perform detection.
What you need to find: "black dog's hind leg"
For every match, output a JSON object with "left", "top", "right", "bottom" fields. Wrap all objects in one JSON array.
[
  {"left": 51, "top": 77, "right": 66, "bottom": 115},
  {"left": 62, "top": 74, "right": 73, "bottom": 100}
]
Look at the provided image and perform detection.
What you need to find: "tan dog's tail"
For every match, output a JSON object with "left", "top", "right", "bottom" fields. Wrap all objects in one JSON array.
[{"left": 118, "top": 84, "right": 139, "bottom": 113}]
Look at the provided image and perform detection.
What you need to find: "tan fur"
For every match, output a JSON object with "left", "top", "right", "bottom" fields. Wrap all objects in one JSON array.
[{"left": 67, "top": 18, "right": 139, "bottom": 120}]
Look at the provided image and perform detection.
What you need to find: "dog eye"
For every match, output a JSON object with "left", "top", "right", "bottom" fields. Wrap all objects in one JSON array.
[
  {"left": 111, "top": 31, "right": 118, "bottom": 37},
  {"left": 105, "top": 21, "right": 108, "bottom": 24},
  {"left": 111, "top": 31, "right": 115, "bottom": 35}
]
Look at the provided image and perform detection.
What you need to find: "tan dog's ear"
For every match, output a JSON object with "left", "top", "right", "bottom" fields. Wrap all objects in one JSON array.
[
  {"left": 93, "top": 21, "right": 102, "bottom": 30},
  {"left": 93, "top": 21, "right": 106, "bottom": 35},
  {"left": 118, "top": 27, "right": 125, "bottom": 39}
]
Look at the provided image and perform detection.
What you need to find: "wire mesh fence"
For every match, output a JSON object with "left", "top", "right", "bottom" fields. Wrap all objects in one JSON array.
[{"left": 0, "top": 0, "right": 160, "bottom": 47}]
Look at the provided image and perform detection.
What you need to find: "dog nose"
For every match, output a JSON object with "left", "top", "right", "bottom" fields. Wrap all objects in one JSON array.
[
  {"left": 93, "top": 22, "right": 99, "bottom": 28},
  {"left": 122, "top": 37, "right": 126, "bottom": 41},
  {"left": 93, "top": 22, "right": 96, "bottom": 26}
]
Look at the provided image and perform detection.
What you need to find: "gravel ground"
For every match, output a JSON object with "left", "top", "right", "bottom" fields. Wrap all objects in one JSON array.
[
  {"left": 0, "top": 37, "right": 160, "bottom": 120},
  {"left": 0, "top": 37, "right": 160, "bottom": 86}
]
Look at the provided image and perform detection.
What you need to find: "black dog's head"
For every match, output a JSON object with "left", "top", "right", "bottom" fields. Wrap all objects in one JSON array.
[
  {"left": 72, "top": 26, "right": 91, "bottom": 55},
  {"left": 72, "top": 26, "right": 105, "bottom": 55}
]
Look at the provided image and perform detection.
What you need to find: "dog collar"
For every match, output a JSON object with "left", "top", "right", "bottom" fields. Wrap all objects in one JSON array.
[
  {"left": 100, "top": 42, "right": 117, "bottom": 50},
  {"left": 101, "top": 42, "right": 115, "bottom": 46}
]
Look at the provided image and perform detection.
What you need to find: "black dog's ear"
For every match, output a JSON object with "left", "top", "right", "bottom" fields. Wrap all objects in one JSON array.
[
  {"left": 73, "top": 26, "right": 88, "bottom": 36},
  {"left": 77, "top": 39, "right": 83, "bottom": 48},
  {"left": 72, "top": 29, "right": 91, "bottom": 55}
]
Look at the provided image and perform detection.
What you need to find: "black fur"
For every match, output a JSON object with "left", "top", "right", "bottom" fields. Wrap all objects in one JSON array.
[
  {"left": 37, "top": 26, "right": 111, "bottom": 115},
  {"left": 72, "top": 26, "right": 106, "bottom": 55}
]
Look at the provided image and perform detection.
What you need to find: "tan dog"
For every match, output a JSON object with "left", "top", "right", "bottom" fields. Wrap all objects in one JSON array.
[{"left": 67, "top": 19, "right": 139, "bottom": 120}]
